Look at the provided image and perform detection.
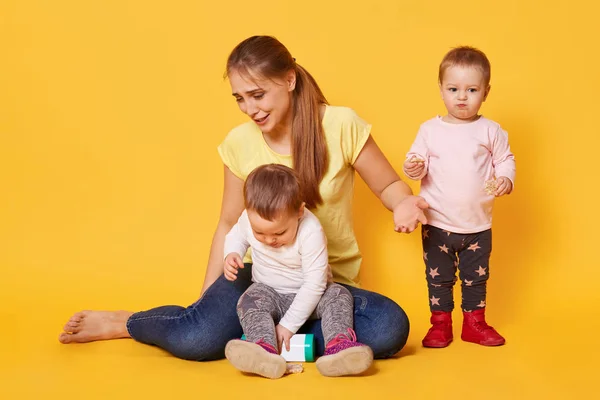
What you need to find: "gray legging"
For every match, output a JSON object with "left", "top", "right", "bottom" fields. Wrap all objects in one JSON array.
[{"left": 237, "top": 282, "right": 353, "bottom": 348}]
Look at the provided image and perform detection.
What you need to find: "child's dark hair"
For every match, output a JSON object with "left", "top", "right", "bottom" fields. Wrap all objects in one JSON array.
[{"left": 244, "top": 164, "right": 303, "bottom": 221}]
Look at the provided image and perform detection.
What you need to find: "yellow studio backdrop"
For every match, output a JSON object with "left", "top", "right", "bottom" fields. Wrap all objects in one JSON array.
[{"left": 1, "top": 1, "right": 598, "bottom": 399}]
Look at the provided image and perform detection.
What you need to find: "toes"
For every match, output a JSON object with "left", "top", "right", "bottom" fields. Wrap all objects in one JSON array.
[
  {"left": 64, "top": 323, "right": 82, "bottom": 333},
  {"left": 59, "top": 333, "right": 73, "bottom": 344},
  {"left": 67, "top": 320, "right": 81, "bottom": 328},
  {"left": 64, "top": 317, "right": 84, "bottom": 331},
  {"left": 59, "top": 332, "right": 91, "bottom": 344},
  {"left": 71, "top": 311, "right": 87, "bottom": 321},
  {"left": 64, "top": 311, "right": 88, "bottom": 328},
  {"left": 64, "top": 312, "right": 84, "bottom": 327}
]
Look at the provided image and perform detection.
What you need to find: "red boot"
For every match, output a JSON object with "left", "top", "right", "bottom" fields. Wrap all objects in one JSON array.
[
  {"left": 422, "top": 311, "right": 453, "bottom": 348},
  {"left": 461, "top": 308, "right": 505, "bottom": 346}
]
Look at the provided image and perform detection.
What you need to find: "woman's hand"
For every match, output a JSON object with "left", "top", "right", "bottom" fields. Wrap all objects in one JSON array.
[{"left": 393, "top": 196, "right": 429, "bottom": 233}]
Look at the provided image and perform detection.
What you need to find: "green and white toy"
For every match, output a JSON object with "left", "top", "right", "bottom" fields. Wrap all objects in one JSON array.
[{"left": 241, "top": 333, "right": 315, "bottom": 362}]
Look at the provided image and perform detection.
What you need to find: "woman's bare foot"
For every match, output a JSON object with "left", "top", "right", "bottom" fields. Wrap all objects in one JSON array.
[{"left": 59, "top": 310, "right": 134, "bottom": 344}]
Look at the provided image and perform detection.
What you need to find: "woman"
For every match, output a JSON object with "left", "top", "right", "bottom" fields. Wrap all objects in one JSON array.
[{"left": 59, "top": 36, "right": 428, "bottom": 360}]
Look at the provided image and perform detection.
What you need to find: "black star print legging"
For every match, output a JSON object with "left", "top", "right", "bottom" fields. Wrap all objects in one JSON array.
[{"left": 421, "top": 225, "right": 492, "bottom": 312}]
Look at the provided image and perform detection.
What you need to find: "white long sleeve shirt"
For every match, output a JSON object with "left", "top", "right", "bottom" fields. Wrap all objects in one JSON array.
[{"left": 224, "top": 209, "right": 328, "bottom": 333}]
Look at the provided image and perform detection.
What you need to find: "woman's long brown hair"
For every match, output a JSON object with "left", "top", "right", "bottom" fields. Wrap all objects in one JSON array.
[{"left": 226, "top": 36, "right": 328, "bottom": 209}]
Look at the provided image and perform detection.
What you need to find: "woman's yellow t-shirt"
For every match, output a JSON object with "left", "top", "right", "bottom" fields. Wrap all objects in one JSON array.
[{"left": 217, "top": 106, "right": 371, "bottom": 287}]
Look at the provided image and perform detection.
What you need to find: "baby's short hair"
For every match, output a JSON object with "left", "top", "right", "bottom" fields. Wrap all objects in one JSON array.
[
  {"left": 244, "top": 164, "right": 303, "bottom": 221},
  {"left": 439, "top": 46, "right": 491, "bottom": 86}
]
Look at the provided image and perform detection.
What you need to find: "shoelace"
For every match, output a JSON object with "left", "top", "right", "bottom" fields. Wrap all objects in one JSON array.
[
  {"left": 326, "top": 328, "right": 357, "bottom": 348},
  {"left": 474, "top": 320, "right": 494, "bottom": 333}
]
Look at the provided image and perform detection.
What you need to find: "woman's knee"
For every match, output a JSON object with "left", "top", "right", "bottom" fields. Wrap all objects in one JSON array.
[
  {"left": 350, "top": 288, "right": 410, "bottom": 359},
  {"left": 145, "top": 294, "right": 246, "bottom": 361},
  {"left": 373, "top": 299, "right": 410, "bottom": 359}
]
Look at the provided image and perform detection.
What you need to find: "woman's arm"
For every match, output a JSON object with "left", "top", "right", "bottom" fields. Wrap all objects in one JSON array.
[
  {"left": 200, "top": 166, "right": 246, "bottom": 296},
  {"left": 353, "top": 135, "right": 428, "bottom": 233}
]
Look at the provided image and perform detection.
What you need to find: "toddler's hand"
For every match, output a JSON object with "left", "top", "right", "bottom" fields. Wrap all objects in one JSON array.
[
  {"left": 223, "top": 253, "right": 244, "bottom": 281},
  {"left": 495, "top": 177, "right": 513, "bottom": 197},
  {"left": 326, "top": 264, "right": 334, "bottom": 284},
  {"left": 276, "top": 324, "right": 294, "bottom": 353},
  {"left": 403, "top": 157, "right": 426, "bottom": 179}
]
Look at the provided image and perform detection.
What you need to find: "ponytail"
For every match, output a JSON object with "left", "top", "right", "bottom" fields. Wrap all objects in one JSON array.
[{"left": 291, "top": 63, "right": 329, "bottom": 209}]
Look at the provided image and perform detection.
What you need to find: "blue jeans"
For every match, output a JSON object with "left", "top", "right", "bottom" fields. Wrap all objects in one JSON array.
[{"left": 127, "top": 264, "right": 410, "bottom": 361}]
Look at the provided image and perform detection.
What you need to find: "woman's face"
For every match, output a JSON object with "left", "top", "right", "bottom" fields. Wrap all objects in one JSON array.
[{"left": 229, "top": 69, "right": 296, "bottom": 135}]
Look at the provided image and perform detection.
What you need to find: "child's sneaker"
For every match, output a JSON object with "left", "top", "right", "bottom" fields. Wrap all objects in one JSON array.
[
  {"left": 461, "top": 308, "right": 505, "bottom": 346},
  {"left": 315, "top": 328, "right": 373, "bottom": 377},
  {"left": 422, "top": 310, "right": 453, "bottom": 348},
  {"left": 225, "top": 339, "right": 287, "bottom": 379}
]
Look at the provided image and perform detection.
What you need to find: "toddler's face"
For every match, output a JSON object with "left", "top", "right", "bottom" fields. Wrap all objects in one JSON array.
[
  {"left": 247, "top": 206, "right": 304, "bottom": 248},
  {"left": 439, "top": 66, "right": 490, "bottom": 123}
]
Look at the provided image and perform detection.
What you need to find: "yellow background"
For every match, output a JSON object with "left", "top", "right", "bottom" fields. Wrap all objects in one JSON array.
[{"left": 1, "top": 0, "right": 598, "bottom": 398}]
